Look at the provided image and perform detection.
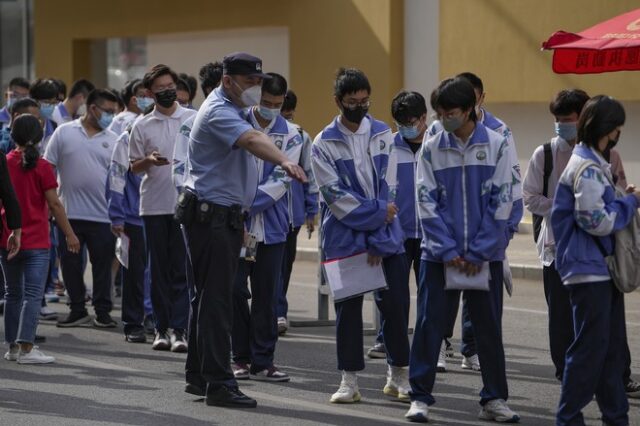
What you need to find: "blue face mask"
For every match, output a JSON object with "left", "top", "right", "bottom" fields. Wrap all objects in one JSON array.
[
  {"left": 6, "top": 96, "right": 17, "bottom": 110},
  {"left": 136, "top": 96, "right": 155, "bottom": 111},
  {"left": 555, "top": 121, "right": 577, "bottom": 142},
  {"left": 258, "top": 105, "right": 281, "bottom": 121},
  {"left": 39, "top": 103, "right": 55, "bottom": 120},
  {"left": 97, "top": 112, "right": 114, "bottom": 130},
  {"left": 398, "top": 124, "right": 420, "bottom": 140}
]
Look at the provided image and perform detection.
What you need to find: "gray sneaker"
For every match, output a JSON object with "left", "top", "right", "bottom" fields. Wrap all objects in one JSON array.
[
  {"left": 479, "top": 399, "right": 520, "bottom": 423},
  {"left": 367, "top": 342, "right": 386, "bottom": 359}
]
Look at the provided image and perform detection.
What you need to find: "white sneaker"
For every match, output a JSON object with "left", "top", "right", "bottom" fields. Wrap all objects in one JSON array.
[
  {"left": 461, "top": 354, "right": 481, "bottom": 371},
  {"left": 437, "top": 341, "right": 447, "bottom": 372},
  {"left": 277, "top": 317, "right": 288, "bottom": 335},
  {"left": 330, "top": 371, "right": 361, "bottom": 403},
  {"left": 4, "top": 345, "right": 19, "bottom": 361},
  {"left": 39, "top": 306, "right": 58, "bottom": 320},
  {"left": 478, "top": 399, "right": 520, "bottom": 423},
  {"left": 405, "top": 400, "right": 429, "bottom": 423},
  {"left": 17, "top": 347, "right": 55, "bottom": 364},
  {"left": 383, "top": 365, "right": 411, "bottom": 401}
]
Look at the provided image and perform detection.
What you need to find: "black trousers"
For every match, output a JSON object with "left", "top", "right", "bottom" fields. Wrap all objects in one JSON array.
[
  {"left": 58, "top": 220, "right": 115, "bottom": 315},
  {"left": 121, "top": 223, "right": 147, "bottom": 334},
  {"left": 232, "top": 242, "right": 286, "bottom": 371},
  {"left": 276, "top": 226, "right": 300, "bottom": 318},
  {"left": 185, "top": 215, "right": 243, "bottom": 390},
  {"left": 143, "top": 215, "right": 189, "bottom": 332}
]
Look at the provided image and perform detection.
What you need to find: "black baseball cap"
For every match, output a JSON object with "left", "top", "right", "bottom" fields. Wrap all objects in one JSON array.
[{"left": 222, "top": 52, "right": 271, "bottom": 78}]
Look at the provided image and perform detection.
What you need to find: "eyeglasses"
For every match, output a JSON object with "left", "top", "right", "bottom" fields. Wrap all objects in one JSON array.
[
  {"left": 94, "top": 104, "right": 117, "bottom": 115},
  {"left": 341, "top": 99, "right": 371, "bottom": 110}
]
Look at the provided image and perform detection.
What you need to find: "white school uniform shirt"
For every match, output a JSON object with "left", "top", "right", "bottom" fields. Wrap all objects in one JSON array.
[
  {"left": 129, "top": 104, "right": 196, "bottom": 216},
  {"left": 44, "top": 119, "right": 118, "bottom": 223},
  {"left": 522, "top": 136, "right": 573, "bottom": 266},
  {"left": 109, "top": 110, "right": 138, "bottom": 136}
]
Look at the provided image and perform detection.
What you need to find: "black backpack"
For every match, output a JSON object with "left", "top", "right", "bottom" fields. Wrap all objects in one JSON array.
[{"left": 532, "top": 143, "right": 553, "bottom": 243}]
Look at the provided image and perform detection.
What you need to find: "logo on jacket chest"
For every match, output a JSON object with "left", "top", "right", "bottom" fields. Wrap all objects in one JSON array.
[
  {"left": 476, "top": 150, "right": 487, "bottom": 161},
  {"left": 274, "top": 137, "right": 283, "bottom": 150}
]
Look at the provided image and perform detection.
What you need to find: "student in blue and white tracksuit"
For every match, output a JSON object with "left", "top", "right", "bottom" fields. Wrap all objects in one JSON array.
[
  {"left": 311, "top": 68, "right": 410, "bottom": 404},
  {"left": 368, "top": 91, "right": 428, "bottom": 360},
  {"left": 405, "top": 77, "right": 519, "bottom": 423},
  {"left": 276, "top": 89, "right": 319, "bottom": 334},
  {"left": 107, "top": 120, "right": 153, "bottom": 343},
  {"left": 231, "top": 73, "right": 301, "bottom": 383},
  {"left": 551, "top": 96, "right": 638, "bottom": 426},
  {"left": 427, "top": 72, "right": 523, "bottom": 373}
]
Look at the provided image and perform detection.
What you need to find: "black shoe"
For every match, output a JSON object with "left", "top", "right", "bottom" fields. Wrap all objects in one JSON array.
[
  {"left": 206, "top": 385, "right": 257, "bottom": 408},
  {"left": 125, "top": 328, "right": 147, "bottom": 343},
  {"left": 94, "top": 312, "right": 117, "bottom": 328},
  {"left": 185, "top": 383, "right": 205, "bottom": 397},
  {"left": 34, "top": 334, "right": 46, "bottom": 343},
  {"left": 57, "top": 311, "right": 92, "bottom": 328},
  {"left": 143, "top": 316, "right": 155, "bottom": 335}
]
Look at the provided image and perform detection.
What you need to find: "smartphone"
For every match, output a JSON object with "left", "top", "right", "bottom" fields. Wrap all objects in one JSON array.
[{"left": 156, "top": 155, "right": 168, "bottom": 162}]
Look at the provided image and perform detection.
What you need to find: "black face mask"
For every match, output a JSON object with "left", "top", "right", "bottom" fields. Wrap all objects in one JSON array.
[
  {"left": 155, "top": 89, "right": 177, "bottom": 108},
  {"left": 342, "top": 105, "right": 368, "bottom": 125},
  {"left": 605, "top": 130, "right": 621, "bottom": 154}
]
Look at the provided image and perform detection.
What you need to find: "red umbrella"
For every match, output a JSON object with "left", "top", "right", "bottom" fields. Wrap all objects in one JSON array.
[{"left": 542, "top": 8, "right": 640, "bottom": 74}]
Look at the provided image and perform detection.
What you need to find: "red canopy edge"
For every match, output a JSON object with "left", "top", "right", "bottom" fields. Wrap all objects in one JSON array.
[{"left": 552, "top": 47, "right": 640, "bottom": 74}]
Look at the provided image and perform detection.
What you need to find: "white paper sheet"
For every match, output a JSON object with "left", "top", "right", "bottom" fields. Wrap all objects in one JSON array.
[
  {"left": 445, "top": 262, "right": 490, "bottom": 291},
  {"left": 322, "top": 252, "right": 388, "bottom": 302},
  {"left": 115, "top": 234, "right": 130, "bottom": 269}
]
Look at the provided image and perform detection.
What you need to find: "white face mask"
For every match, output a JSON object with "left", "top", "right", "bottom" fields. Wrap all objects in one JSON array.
[
  {"left": 233, "top": 79, "right": 262, "bottom": 107},
  {"left": 77, "top": 103, "right": 87, "bottom": 116}
]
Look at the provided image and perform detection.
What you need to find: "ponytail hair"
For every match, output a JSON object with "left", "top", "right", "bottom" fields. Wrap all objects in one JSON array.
[{"left": 10, "top": 113, "right": 43, "bottom": 170}]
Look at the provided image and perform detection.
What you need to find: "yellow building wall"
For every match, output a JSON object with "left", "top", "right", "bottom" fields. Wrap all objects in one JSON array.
[
  {"left": 33, "top": 0, "right": 403, "bottom": 134},
  {"left": 440, "top": 0, "right": 639, "bottom": 102}
]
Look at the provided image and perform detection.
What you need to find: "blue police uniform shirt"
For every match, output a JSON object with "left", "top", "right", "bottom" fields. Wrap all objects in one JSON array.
[{"left": 185, "top": 86, "right": 257, "bottom": 210}]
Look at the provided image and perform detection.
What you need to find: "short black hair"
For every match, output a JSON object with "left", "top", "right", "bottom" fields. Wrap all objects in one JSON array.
[
  {"left": 432, "top": 77, "right": 477, "bottom": 121},
  {"left": 29, "top": 79, "right": 59, "bottom": 101},
  {"left": 392, "top": 91, "right": 427, "bottom": 124},
  {"left": 334, "top": 68, "right": 371, "bottom": 99},
  {"left": 108, "top": 88, "right": 125, "bottom": 110},
  {"left": 178, "top": 73, "right": 197, "bottom": 102},
  {"left": 262, "top": 72, "right": 288, "bottom": 97},
  {"left": 53, "top": 79, "right": 67, "bottom": 100},
  {"left": 199, "top": 62, "right": 223, "bottom": 96},
  {"left": 8, "top": 77, "right": 30, "bottom": 91},
  {"left": 456, "top": 72, "right": 483, "bottom": 94},
  {"left": 578, "top": 95, "right": 625, "bottom": 149},
  {"left": 121, "top": 79, "right": 141, "bottom": 106},
  {"left": 282, "top": 89, "right": 298, "bottom": 112},
  {"left": 549, "top": 89, "right": 590, "bottom": 117},
  {"left": 10, "top": 97, "right": 39, "bottom": 115},
  {"left": 69, "top": 78, "right": 95, "bottom": 98},
  {"left": 142, "top": 64, "right": 178, "bottom": 90},
  {"left": 176, "top": 78, "right": 191, "bottom": 95},
  {"left": 86, "top": 88, "right": 119, "bottom": 107}
]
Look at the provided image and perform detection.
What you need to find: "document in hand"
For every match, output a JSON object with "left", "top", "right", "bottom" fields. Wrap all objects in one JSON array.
[
  {"left": 322, "top": 252, "right": 388, "bottom": 302},
  {"left": 115, "top": 234, "right": 130, "bottom": 269},
  {"left": 445, "top": 263, "right": 490, "bottom": 291}
]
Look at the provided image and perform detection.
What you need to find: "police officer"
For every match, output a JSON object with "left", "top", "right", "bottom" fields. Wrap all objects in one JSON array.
[{"left": 180, "top": 52, "right": 305, "bottom": 409}]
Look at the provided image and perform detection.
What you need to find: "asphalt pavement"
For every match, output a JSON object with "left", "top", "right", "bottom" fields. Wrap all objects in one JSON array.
[{"left": 1, "top": 255, "right": 639, "bottom": 425}]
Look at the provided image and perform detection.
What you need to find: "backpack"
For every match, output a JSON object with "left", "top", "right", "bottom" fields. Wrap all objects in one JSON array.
[
  {"left": 573, "top": 160, "right": 640, "bottom": 293},
  {"left": 532, "top": 143, "right": 552, "bottom": 243}
]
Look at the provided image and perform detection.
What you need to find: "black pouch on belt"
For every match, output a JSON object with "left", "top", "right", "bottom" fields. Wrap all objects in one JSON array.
[{"left": 174, "top": 188, "right": 197, "bottom": 225}]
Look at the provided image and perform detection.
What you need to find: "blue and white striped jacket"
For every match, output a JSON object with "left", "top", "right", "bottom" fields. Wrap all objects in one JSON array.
[
  {"left": 551, "top": 143, "right": 639, "bottom": 283},
  {"left": 416, "top": 123, "right": 513, "bottom": 263},
  {"left": 248, "top": 114, "right": 303, "bottom": 245},
  {"left": 107, "top": 131, "right": 143, "bottom": 227},
  {"left": 287, "top": 125, "right": 319, "bottom": 228},
  {"left": 429, "top": 109, "right": 523, "bottom": 237},
  {"left": 392, "top": 132, "right": 421, "bottom": 240},
  {"left": 311, "top": 115, "right": 404, "bottom": 261}
]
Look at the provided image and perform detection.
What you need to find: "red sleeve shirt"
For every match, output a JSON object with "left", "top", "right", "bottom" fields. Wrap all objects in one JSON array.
[{"left": 1, "top": 152, "right": 58, "bottom": 250}]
